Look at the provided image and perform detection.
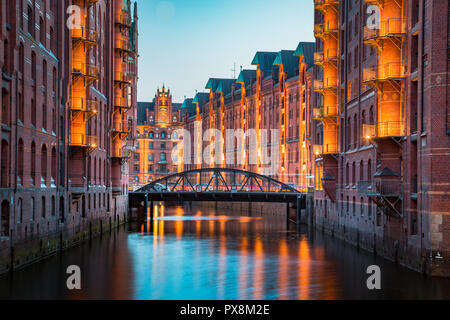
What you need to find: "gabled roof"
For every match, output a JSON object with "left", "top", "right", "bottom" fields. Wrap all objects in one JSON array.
[
  {"left": 192, "top": 92, "right": 209, "bottom": 114},
  {"left": 137, "top": 102, "right": 154, "bottom": 125},
  {"left": 205, "top": 78, "right": 236, "bottom": 95},
  {"left": 236, "top": 69, "right": 257, "bottom": 86},
  {"left": 273, "top": 50, "right": 299, "bottom": 78},
  {"left": 181, "top": 98, "right": 196, "bottom": 117},
  {"left": 251, "top": 52, "right": 278, "bottom": 74},
  {"left": 293, "top": 42, "right": 316, "bottom": 69}
]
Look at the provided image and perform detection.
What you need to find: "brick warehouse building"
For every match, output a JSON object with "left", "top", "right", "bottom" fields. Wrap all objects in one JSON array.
[
  {"left": 179, "top": 0, "right": 449, "bottom": 277},
  {"left": 182, "top": 43, "right": 316, "bottom": 188},
  {"left": 0, "top": 0, "right": 138, "bottom": 273},
  {"left": 129, "top": 87, "right": 184, "bottom": 190},
  {"left": 310, "top": 0, "right": 450, "bottom": 277}
]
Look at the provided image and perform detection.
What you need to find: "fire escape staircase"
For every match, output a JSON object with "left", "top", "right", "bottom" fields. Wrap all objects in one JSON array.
[{"left": 358, "top": 168, "right": 403, "bottom": 218}]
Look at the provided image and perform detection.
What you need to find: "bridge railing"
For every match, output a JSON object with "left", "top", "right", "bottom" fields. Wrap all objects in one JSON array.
[{"left": 138, "top": 168, "right": 302, "bottom": 194}]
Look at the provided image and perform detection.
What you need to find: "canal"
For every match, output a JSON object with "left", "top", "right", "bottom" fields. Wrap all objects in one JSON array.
[{"left": 1, "top": 203, "right": 450, "bottom": 300}]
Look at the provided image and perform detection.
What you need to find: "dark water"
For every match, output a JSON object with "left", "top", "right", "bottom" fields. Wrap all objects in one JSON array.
[{"left": 1, "top": 204, "right": 450, "bottom": 300}]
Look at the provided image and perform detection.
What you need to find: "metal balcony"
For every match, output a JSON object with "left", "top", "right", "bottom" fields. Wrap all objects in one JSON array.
[
  {"left": 112, "top": 121, "right": 129, "bottom": 139},
  {"left": 314, "top": 77, "right": 338, "bottom": 93},
  {"left": 114, "top": 71, "right": 132, "bottom": 85},
  {"left": 313, "top": 105, "right": 339, "bottom": 120},
  {"left": 314, "top": 48, "right": 338, "bottom": 66},
  {"left": 70, "top": 98, "right": 98, "bottom": 116},
  {"left": 115, "top": 38, "right": 133, "bottom": 53},
  {"left": 72, "top": 60, "right": 99, "bottom": 83},
  {"left": 313, "top": 143, "right": 339, "bottom": 156},
  {"left": 364, "top": 19, "right": 406, "bottom": 47},
  {"left": 116, "top": 13, "right": 132, "bottom": 28},
  {"left": 72, "top": 27, "right": 98, "bottom": 47},
  {"left": 314, "top": 0, "right": 339, "bottom": 12},
  {"left": 114, "top": 97, "right": 131, "bottom": 110},
  {"left": 314, "top": 23, "right": 339, "bottom": 39},
  {"left": 70, "top": 133, "right": 98, "bottom": 150},
  {"left": 358, "top": 179, "right": 402, "bottom": 197},
  {"left": 377, "top": 121, "right": 404, "bottom": 138},
  {"left": 363, "top": 62, "right": 405, "bottom": 85}
]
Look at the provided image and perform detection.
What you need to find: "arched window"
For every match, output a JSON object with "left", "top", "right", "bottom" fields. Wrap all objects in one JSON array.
[
  {"left": 149, "top": 131, "right": 154, "bottom": 139},
  {"left": 352, "top": 162, "right": 356, "bottom": 185},
  {"left": 31, "top": 51, "right": 36, "bottom": 81},
  {"left": 160, "top": 153, "right": 166, "bottom": 161},
  {"left": 27, "top": 6, "right": 34, "bottom": 37},
  {"left": 18, "top": 139, "right": 24, "bottom": 185},
  {"left": 39, "top": 17, "right": 45, "bottom": 46},
  {"left": 367, "top": 159, "right": 372, "bottom": 181},
  {"left": 31, "top": 197, "right": 35, "bottom": 221},
  {"left": 31, "top": 141, "right": 36, "bottom": 184},
  {"left": 41, "top": 145, "right": 48, "bottom": 185},
  {"left": 1, "top": 201, "right": 10, "bottom": 237},
  {"left": 51, "top": 147, "right": 57, "bottom": 182},
  {"left": 345, "top": 162, "right": 349, "bottom": 186},
  {"left": 161, "top": 131, "right": 166, "bottom": 139},
  {"left": 59, "top": 196, "right": 65, "bottom": 222},
  {"left": 369, "top": 106, "right": 374, "bottom": 125},
  {"left": 1, "top": 140, "right": 9, "bottom": 188},
  {"left": 51, "top": 196, "right": 56, "bottom": 217},
  {"left": 41, "top": 196, "right": 46, "bottom": 219},
  {"left": 17, "top": 198, "right": 23, "bottom": 224},
  {"left": 360, "top": 160, "right": 364, "bottom": 182}
]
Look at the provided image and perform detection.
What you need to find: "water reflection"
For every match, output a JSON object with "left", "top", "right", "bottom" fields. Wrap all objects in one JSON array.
[{"left": 1, "top": 204, "right": 450, "bottom": 300}]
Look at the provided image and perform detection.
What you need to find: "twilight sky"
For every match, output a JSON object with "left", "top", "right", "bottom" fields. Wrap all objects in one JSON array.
[{"left": 135, "top": 0, "right": 314, "bottom": 103}]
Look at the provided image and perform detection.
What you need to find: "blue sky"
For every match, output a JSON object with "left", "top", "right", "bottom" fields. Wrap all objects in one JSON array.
[{"left": 135, "top": 0, "right": 314, "bottom": 102}]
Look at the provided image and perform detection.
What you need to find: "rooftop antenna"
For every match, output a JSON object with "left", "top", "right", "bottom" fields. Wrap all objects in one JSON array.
[{"left": 231, "top": 62, "right": 237, "bottom": 79}]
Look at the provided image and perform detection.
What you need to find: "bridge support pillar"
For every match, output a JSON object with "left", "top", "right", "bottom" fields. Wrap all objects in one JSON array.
[
  {"left": 296, "top": 196, "right": 302, "bottom": 232},
  {"left": 286, "top": 203, "right": 290, "bottom": 229},
  {"left": 150, "top": 201, "right": 154, "bottom": 223}
]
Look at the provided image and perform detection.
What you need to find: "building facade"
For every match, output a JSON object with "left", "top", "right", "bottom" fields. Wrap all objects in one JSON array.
[
  {"left": 182, "top": 43, "right": 316, "bottom": 190},
  {"left": 129, "top": 87, "right": 184, "bottom": 190},
  {"left": 311, "top": 0, "right": 450, "bottom": 277},
  {"left": 179, "top": 0, "right": 449, "bottom": 277},
  {"left": 0, "top": 0, "right": 138, "bottom": 273}
]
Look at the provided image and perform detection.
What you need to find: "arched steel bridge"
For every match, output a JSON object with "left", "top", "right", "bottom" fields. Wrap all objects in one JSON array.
[
  {"left": 129, "top": 169, "right": 306, "bottom": 224},
  {"left": 138, "top": 168, "right": 301, "bottom": 194}
]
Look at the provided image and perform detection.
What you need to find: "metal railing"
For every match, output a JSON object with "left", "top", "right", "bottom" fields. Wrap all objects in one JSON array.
[
  {"left": 70, "top": 98, "right": 98, "bottom": 113},
  {"left": 313, "top": 105, "right": 339, "bottom": 119},
  {"left": 358, "top": 179, "right": 402, "bottom": 197},
  {"left": 314, "top": 22, "right": 339, "bottom": 37},
  {"left": 112, "top": 121, "right": 126, "bottom": 133},
  {"left": 314, "top": 48, "right": 338, "bottom": 64},
  {"left": 364, "top": 18, "right": 406, "bottom": 41},
  {"left": 378, "top": 121, "right": 404, "bottom": 137},
  {"left": 114, "top": 97, "right": 130, "bottom": 109},
  {"left": 72, "top": 60, "right": 99, "bottom": 79},
  {"left": 363, "top": 62, "right": 405, "bottom": 83},
  {"left": 116, "top": 13, "right": 132, "bottom": 27},
  {"left": 70, "top": 134, "right": 98, "bottom": 148},
  {"left": 314, "top": 0, "right": 339, "bottom": 8},
  {"left": 72, "top": 27, "right": 98, "bottom": 43},
  {"left": 115, "top": 38, "right": 131, "bottom": 52},
  {"left": 314, "top": 77, "right": 338, "bottom": 91},
  {"left": 313, "top": 143, "right": 339, "bottom": 156},
  {"left": 115, "top": 71, "right": 132, "bottom": 83}
]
